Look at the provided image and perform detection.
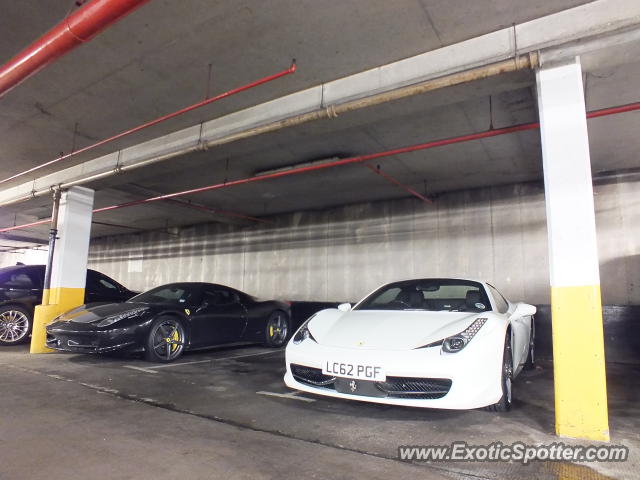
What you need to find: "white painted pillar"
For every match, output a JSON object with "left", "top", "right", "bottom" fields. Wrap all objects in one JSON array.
[
  {"left": 49, "top": 186, "right": 95, "bottom": 296},
  {"left": 31, "top": 186, "right": 94, "bottom": 353},
  {"left": 536, "top": 58, "right": 608, "bottom": 441}
]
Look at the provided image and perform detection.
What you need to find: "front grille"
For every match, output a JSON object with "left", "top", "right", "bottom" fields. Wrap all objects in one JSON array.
[
  {"left": 290, "top": 364, "right": 335, "bottom": 388},
  {"left": 376, "top": 377, "right": 452, "bottom": 399}
]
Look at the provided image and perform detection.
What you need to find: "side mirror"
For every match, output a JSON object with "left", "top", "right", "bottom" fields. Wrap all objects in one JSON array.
[
  {"left": 510, "top": 303, "right": 536, "bottom": 319},
  {"left": 337, "top": 303, "right": 352, "bottom": 312}
]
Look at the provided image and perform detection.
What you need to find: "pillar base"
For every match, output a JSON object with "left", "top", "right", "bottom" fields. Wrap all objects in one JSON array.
[{"left": 30, "top": 288, "right": 85, "bottom": 354}]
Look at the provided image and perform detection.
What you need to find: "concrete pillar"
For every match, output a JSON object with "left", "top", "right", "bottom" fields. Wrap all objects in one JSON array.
[
  {"left": 536, "top": 58, "right": 609, "bottom": 441},
  {"left": 31, "top": 186, "right": 94, "bottom": 353}
]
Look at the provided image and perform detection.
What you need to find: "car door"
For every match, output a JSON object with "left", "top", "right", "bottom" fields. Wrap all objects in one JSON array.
[
  {"left": 85, "top": 270, "right": 130, "bottom": 304},
  {"left": 188, "top": 287, "right": 248, "bottom": 348}
]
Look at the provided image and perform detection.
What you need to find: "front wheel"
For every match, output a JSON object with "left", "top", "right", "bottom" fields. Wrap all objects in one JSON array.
[
  {"left": 144, "top": 317, "right": 185, "bottom": 363},
  {"left": 484, "top": 332, "right": 513, "bottom": 412},
  {"left": 0, "top": 306, "right": 32, "bottom": 345},
  {"left": 264, "top": 311, "right": 290, "bottom": 347}
]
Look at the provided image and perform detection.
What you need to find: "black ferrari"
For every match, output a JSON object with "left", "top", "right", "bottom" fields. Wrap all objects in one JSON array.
[{"left": 46, "top": 282, "right": 291, "bottom": 362}]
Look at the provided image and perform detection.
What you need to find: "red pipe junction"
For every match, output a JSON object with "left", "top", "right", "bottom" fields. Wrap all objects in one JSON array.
[
  {"left": 364, "top": 164, "right": 433, "bottom": 204},
  {"left": 1, "top": 100, "right": 638, "bottom": 234}
]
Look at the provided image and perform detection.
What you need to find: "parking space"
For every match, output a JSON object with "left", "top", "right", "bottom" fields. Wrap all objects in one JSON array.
[{"left": 2, "top": 345, "right": 638, "bottom": 479}]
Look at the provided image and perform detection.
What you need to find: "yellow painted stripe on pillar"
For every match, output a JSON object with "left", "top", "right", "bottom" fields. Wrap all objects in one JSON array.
[
  {"left": 30, "top": 287, "right": 85, "bottom": 354},
  {"left": 47, "top": 287, "right": 85, "bottom": 309},
  {"left": 551, "top": 284, "right": 609, "bottom": 441}
]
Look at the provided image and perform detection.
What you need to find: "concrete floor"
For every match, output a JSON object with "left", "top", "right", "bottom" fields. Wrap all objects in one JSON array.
[{"left": 1, "top": 344, "right": 638, "bottom": 480}]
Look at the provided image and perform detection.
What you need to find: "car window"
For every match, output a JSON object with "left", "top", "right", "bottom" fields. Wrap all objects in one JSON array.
[
  {"left": 0, "top": 267, "right": 42, "bottom": 289},
  {"left": 487, "top": 284, "right": 509, "bottom": 314},
  {"left": 86, "top": 271, "right": 124, "bottom": 293},
  {"left": 97, "top": 275, "right": 119, "bottom": 291},
  {"left": 368, "top": 287, "right": 401, "bottom": 307},
  {"left": 355, "top": 279, "right": 491, "bottom": 312},
  {"left": 0, "top": 272, "right": 34, "bottom": 288},
  {"left": 128, "top": 284, "right": 201, "bottom": 306},
  {"left": 203, "top": 288, "right": 239, "bottom": 306},
  {"left": 424, "top": 285, "right": 476, "bottom": 299}
]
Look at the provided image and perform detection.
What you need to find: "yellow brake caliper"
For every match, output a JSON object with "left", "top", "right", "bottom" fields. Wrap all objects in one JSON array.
[{"left": 166, "top": 328, "right": 180, "bottom": 352}]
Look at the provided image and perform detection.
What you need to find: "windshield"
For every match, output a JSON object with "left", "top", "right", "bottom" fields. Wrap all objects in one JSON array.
[
  {"left": 128, "top": 284, "right": 201, "bottom": 306},
  {"left": 354, "top": 279, "right": 491, "bottom": 312}
]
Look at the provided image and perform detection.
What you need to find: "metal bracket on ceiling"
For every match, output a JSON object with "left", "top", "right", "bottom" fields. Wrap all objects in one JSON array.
[{"left": 113, "top": 150, "right": 123, "bottom": 174}]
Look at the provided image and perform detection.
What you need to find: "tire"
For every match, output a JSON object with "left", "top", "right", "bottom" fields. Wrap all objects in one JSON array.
[
  {"left": 144, "top": 316, "right": 186, "bottom": 363},
  {"left": 524, "top": 316, "right": 536, "bottom": 370},
  {"left": 263, "top": 310, "right": 290, "bottom": 348},
  {"left": 0, "top": 305, "right": 32, "bottom": 346},
  {"left": 484, "top": 332, "right": 513, "bottom": 412}
]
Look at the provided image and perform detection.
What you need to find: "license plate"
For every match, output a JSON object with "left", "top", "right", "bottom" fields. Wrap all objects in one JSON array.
[{"left": 322, "top": 361, "right": 386, "bottom": 381}]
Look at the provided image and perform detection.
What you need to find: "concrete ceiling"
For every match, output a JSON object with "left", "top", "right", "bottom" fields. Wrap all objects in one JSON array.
[{"left": 1, "top": 0, "right": 639, "bottom": 243}]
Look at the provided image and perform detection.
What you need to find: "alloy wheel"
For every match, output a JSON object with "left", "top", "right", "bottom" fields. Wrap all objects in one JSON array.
[
  {"left": 150, "top": 319, "right": 184, "bottom": 361},
  {"left": 0, "top": 310, "right": 30, "bottom": 343},
  {"left": 267, "top": 313, "right": 288, "bottom": 346}
]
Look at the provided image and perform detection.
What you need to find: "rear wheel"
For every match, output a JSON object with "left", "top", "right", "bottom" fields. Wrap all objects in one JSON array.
[
  {"left": 0, "top": 306, "right": 31, "bottom": 345},
  {"left": 484, "top": 332, "right": 513, "bottom": 412},
  {"left": 264, "top": 311, "right": 290, "bottom": 347},
  {"left": 144, "top": 317, "right": 185, "bottom": 363}
]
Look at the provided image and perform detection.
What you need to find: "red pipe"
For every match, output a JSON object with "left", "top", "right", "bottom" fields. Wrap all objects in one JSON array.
[
  {"left": 364, "top": 164, "right": 433, "bottom": 203},
  {"left": 0, "top": 198, "right": 268, "bottom": 234},
  {"left": 0, "top": 218, "right": 51, "bottom": 233},
  {"left": 586, "top": 101, "right": 640, "bottom": 119},
  {"left": 0, "top": 0, "right": 152, "bottom": 98},
  {"left": 0, "top": 61, "right": 296, "bottom": 186},
  {"left": 163, "top": 198, "right": 271, "bottom": 224},
  {"left": 1, "top": 100, "right": 638, "bottom": 234},
  {"left": 91, "top": 120, "right": 541, "bottom": 214}
]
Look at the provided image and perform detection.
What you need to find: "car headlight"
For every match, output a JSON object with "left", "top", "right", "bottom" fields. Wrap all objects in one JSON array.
[
  {"left": 442, "top": 318, "right": 487, "bottom": 353},
  {"left": 96, "top": 307, "right": 148, "bottom": 327},
  {"left": 292, "top": 316, "right": 317, "bottom": 345}
]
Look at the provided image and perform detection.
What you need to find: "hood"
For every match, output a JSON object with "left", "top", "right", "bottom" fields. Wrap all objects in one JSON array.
[
  {"left": 310, "top": 309, "right": 485, "bottom": 350},
  {"left": 57, "top": 302, "right": 149, "bottom": 324}
]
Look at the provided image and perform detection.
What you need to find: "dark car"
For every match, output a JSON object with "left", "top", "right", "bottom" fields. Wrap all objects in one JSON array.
[
  {"left": 0, "top": 264, "right": 136, "bottom": 346},
  {"left": 46, "top": 282, "right": 292, "bottom": 362}
]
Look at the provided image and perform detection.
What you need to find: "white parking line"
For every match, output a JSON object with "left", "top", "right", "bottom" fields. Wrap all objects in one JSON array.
[
  {"left": 211, "top": 349, "right": 278, "bottom": 361},
  {"left": 123, "top": 349, "right": 279, "bottom": 374},
  {"left": 256, "top": 391, "right": 316, "bottom": 402},
  {"left": 151, "top": 359, "right": 213, "bottom": 369},
  {"left": 123, "top": 365, "right": 159, "bottom": 374}
]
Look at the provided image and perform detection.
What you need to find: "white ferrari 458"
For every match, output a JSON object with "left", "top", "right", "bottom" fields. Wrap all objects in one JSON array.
[{"left": 284, "top": 278, "right": 536, "bottom": 411}]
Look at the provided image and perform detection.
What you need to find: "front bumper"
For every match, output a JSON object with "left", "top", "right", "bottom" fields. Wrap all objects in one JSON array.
[
  {"left": 46, "top": 324, "right": 141, "bottom": 354},
  {"left": 284, "top": 332, "right": 504, "bottom": 410}
]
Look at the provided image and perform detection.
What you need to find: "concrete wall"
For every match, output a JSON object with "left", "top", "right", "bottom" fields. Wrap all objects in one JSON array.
[{"left": 86, "top": 178, "right": 640, "bottom": 305}]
